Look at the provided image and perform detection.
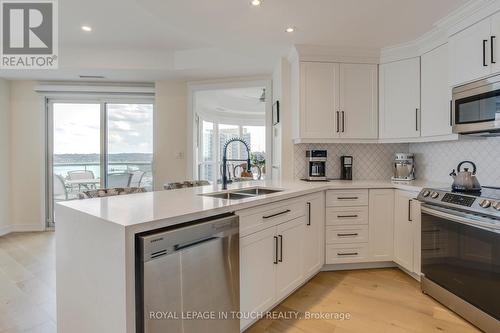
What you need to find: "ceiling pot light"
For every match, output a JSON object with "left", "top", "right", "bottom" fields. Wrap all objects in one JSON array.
[
  {"left": 250, "top": 0, "right": 262, "bottom": 6},
  {"left": 285, "top": 26, "right": 295, "bottom": 33},
  {"left": 81, "top": 26, "right": 92, "bottom": 32}
]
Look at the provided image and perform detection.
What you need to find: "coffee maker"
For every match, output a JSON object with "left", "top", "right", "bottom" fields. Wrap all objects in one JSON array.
[
  {"left": 305, "top": 150, "right": 327, "bottom": 181},
  {"left": 340, "top": 156, "right": 353, "bottom": 180}
]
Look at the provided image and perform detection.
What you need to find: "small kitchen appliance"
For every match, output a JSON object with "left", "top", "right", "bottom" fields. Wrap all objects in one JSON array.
[
  {"left": 418, "top": 187, "right": 500, "bottom": 332},
  {"left": 392, "top": 153, "right": 415, "bottom": 181},
  {"left": 452, "top": 73, "right": 500, "bottom": 136},
  {"left": 305, "top": 150, "right": 327, "bottom": 181},
  {"left": 449, "top": 160, "right": 481, "bottom": 192},
  {"left": 340, "top": 156, "right": 353, "bottom": 180}
]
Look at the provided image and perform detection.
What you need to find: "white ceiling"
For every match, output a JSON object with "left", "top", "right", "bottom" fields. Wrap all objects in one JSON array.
[
  {"left": 0, "top": 0, "right": 469, "bottom": 81},
  {"left": 196, "top": 87, "right": 266, "bottom": 118}
]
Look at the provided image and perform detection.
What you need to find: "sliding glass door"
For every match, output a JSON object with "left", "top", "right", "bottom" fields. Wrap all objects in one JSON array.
[{"left": 47, "top": 100, "right": 154, "bottom": 226}]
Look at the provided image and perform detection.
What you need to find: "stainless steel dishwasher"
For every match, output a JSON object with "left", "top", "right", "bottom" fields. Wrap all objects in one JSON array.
[{"left": 136, "top": 214, "right": 239, "bottom": 333}]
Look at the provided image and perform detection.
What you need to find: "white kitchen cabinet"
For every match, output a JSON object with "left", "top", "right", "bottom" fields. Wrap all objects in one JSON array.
[
  {"left": 491, "top": 12, "right": 500, "bottom": 74},
  {"left": 276, "top": 217, "right": 305, "bottom": 300},
  {"left": 296, "top": 62, "right": 378, "bottom": 140},
  {"left": 339, "top": 64, "right": 378, "bottom": 139},
  {"left": 421, "top": 44, "right": 453, "bottom": 137},
  {"left": 394, "top": 190, "right": 418, "bottom": 272},
  {"left": 300, "top": 62, "right": 339, "bottom": 138},
  {"left": 368, "top": 189, "right": 395, "bottom": 261},
  {"left": 379, "top": 57, "right": 421, "bottom": 139},
  {"left": 449, "top": 18, "right": 492, "bottom": 86},
  {"left": 240, "top": 227, "right": 277, "bottom": 330},
  {"left": 302, "top": 193, "right": 325, "bottom": 279}
]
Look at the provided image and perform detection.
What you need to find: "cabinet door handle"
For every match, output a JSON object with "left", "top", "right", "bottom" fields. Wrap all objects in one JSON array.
[
  {"left": 415, "top": 108, "right": 419, "bottom": 131},
  {"left": 337, "top": 233, "right": 359, "bottom": 237},
  {"left": 408, "top": 199, "right": 413, "bottom": 222},
  {"left": 337, "top": 252, "right": 358, "bottom": 256},
  {"left": 306, "top": 202, "right": 311, "bottom": 226},
  {"left": 449, "top": 100, "right": 453, "bottom": 126},
  {"left": 337, "top": 215, "right": 358, "bottom": 218},
  {"left": 338, "top": 196, "right": 358, "bottom": 200},
  {"left": 336, "top": 111, "right": 340, "bottom": 133},
  {"left": 278, "top": 235, "right": 283, "bottom": 262},
  {"left": 273, "top": 236, "right": 278, "bottom": 264},
  {"left": 492, "top": 36, "right": 496, "bottom": 64},
  {"left": 483, "top": 39, "right": 488, "bottom": 66},
  {"left": 341, "top": 111, "right": 345, "bottom": 132},
  {"left": 263, "top": 209, "right": 291, "bottom": 219}
]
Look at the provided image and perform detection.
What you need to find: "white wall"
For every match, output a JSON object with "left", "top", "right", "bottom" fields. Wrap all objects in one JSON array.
[
  {"left": 272, "top": 58, "right": 294, "bottom": 181},
  {"left": 0, "top": 79, "right": 11, "bottom": 235},
  {"left": 153, "top": 81, "right": 188, "bottom": 189},
  {"left": 10, "top": 81, "right": 46, "bottom": 231}
]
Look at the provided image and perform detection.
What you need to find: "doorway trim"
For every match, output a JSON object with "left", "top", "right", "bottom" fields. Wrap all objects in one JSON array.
[{"left": 186, "top": 78, "right": 273, "bottom": 180}]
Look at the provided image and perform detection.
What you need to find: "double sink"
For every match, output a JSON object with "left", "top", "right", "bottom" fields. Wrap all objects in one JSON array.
[{"left": 200, "top": 187, "right": 283, "bottom": 200}]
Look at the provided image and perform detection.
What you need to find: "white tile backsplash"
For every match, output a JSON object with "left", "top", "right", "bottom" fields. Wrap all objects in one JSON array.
[
  {"left": 294, "top": 143, "right": 409, "bottom": 180},
  {"left": 409, "top": 137, "right": 500, "bottom": 187}
]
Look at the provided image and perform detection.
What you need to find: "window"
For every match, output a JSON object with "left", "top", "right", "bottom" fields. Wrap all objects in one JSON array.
[
  {"left": 197, "top": 119, "right": 266, "bottom": 183},
  {"left": 47, "top": 100, "right": 154, "bottom": 226}
]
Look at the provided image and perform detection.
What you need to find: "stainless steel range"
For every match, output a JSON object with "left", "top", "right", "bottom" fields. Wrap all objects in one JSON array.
[{"left": 417, "top": 187, "right": 500, "bottom": 333}]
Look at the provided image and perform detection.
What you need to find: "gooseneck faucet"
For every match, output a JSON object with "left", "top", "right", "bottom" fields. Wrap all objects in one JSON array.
[{"left": 222, "top": 138, "right": 252, "bottom": 190}]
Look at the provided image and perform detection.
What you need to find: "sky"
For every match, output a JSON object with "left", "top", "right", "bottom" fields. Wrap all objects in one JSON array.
[{"left": 53, "top": 103, "right": 153, "bottom": 154}]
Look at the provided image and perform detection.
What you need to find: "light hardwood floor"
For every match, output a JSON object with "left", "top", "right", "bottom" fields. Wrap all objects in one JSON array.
[
  {"left": 0, "top": 232, "right": 480, "bottom": 333},
  {"left": 0, "top": 232, "right": 55, "bottom": 333}
]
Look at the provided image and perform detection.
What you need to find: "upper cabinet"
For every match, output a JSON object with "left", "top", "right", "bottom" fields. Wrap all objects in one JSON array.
[
  {"left": 295, "top": 61, "right": 378, "bottom": 140},
  {"left": 299, "top": 62, "right": 339, "bottom": 138},
  {"left": 340, "top": 64, "right": 378, "bottom": 139},
  {"left": 421, "top": 43, "right": 453, "bottom": 137},
  {"left": 379, "top": 57, "right": 421, "bottom": 139},
  {"left": 450, "top": 13, "right": 500, "bottom": 86}
]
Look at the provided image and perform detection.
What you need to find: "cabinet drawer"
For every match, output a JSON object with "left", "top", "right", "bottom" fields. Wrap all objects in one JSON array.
[
  {"left": 326, "top": 243, "right": 369, "bottom": 264},
  {"left": 326, "top": 206, "right": 368, "bottom": 225},
  {"left": 326, "top": 190, "right": 368, "bottom": 207},
  {"left": 326, "top": 225, "right": 369, "bottom": 244},
  {"left": 237, "top": 199, "right": 306, "bottom": 237}
]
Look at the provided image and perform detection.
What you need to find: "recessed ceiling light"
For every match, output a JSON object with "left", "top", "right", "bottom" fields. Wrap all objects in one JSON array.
[
  {"left": 81, "top": 26, "right": 92, "bottom": 32},
  {"left": 250, "top": 0, "right": 262, "bottom": 6},
  {"left": 285, "top": 26, "right": 295, "bottom": 33}
]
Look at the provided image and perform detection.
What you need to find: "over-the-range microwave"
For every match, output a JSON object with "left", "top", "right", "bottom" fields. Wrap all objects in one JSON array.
[{"left": 452, "top": 73, "right": 500, "bottom": 136}]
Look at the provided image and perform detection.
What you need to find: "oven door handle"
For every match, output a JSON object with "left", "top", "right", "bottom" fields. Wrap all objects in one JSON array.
[{"left": 421, "top": 205, "right": 500, "bottom": 233}]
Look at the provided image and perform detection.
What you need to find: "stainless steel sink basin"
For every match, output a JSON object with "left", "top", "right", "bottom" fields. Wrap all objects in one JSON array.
[{"left": 200, "top": 187, "right": 283, "bottom": 200}]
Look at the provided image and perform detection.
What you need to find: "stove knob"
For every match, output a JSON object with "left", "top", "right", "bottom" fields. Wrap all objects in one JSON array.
[
  {"left": 479, "top": 200, "right": 491, "bottom": 208},
  {"left": 493, "top": 202, "right": 500, "bottom": 211},
  {"left": 431, "top": 192, "right": 439, "bottom": 199},
  {"left": 422, "top": 190, "right": 431, "bottom": 197}
]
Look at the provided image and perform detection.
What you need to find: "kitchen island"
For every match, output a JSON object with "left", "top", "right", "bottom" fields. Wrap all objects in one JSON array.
[{"left": 55, "top": 179, "right": 443, "bottom": 333}]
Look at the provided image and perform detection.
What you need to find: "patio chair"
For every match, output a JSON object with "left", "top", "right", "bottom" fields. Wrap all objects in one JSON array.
[
  {"left": 67, "top": 170, "right": 97, "bottom": 191},
  {"left": 78, "top": 187, "right": 146, "bottom": 199},
  {"left": 130, "top": 171, "right": 146, "bottom": 187},
  {"left": 53, "top": 174, "right": 69, "bottom": 201},
  {"left": 164, "top": 180, "right": 210, "bottom": 190},
  {"left": 108, "top": 173, "right": 133, "bottom": 188}
]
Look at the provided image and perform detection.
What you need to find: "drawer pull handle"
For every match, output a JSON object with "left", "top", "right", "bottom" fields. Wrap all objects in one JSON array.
[
  {"left": 338, "top": 197, "right": 359, "bottom": 200},
  {"left": 337, "top": 233, "right": 359, "bottom": 237},
  {"left": 337, "top": 215, "right": 358, "bottom": 218},
  {"left": 263, "top": 209, "right": 291, "bottom": 219},
  {"left": 337, "top": 252, "right": 358, "bottom": 256}
]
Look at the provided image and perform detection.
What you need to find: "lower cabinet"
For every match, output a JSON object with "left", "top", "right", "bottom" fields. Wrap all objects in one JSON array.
[
  {"left": 239, "top": 195, "right": 324, "bottom": 331},
  {"left": 302, "top": 193, "right": 325, "bottom": 278},
  {"left": 394, "top": 190, "right": 419, "bottom": 273},
  {"left": 369, "top": 189, "right": 395, "bottom": 261}
]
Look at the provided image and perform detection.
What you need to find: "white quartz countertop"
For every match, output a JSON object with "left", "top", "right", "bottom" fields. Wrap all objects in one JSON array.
[
  {"left": 59, "top": 180, "right": 447, "bottom": 227},
  {"left": 57, "top": 179, "right": 448, "bottom": 230}
]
